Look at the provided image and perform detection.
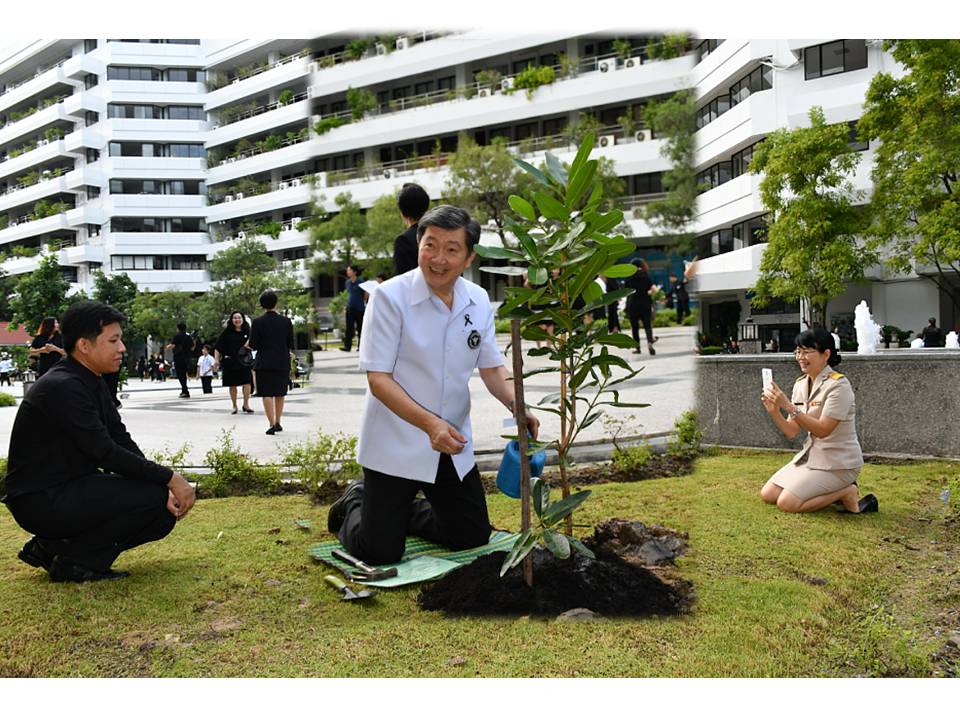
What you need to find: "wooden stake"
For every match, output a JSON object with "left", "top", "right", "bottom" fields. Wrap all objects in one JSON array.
[{"left": 510, "top": 317, "right": 533, "bottom": 588}]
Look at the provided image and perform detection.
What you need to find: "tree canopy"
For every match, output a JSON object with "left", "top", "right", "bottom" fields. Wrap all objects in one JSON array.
[
  {"left": 749, "top": 106, "right": 875, "bottom": 327},
  {"left": 9, "top": 254, "right": 71, "bottom": 331},
  {"left": 858, "top": 39, "right": 960, "bottom": 317}
]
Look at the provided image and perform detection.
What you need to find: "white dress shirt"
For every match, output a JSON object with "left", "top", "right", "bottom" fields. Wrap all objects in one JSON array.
[{"left": 357, "top": 267, "right": 505, "bottom": 483}]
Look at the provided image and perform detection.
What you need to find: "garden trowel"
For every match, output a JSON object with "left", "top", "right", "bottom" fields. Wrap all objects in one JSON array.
[{"left": 324, "top": 575, "right": 376, "bottom": 602}]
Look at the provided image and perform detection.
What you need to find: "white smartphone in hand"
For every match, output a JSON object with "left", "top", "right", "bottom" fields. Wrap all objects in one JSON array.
[{"left": 762, "top": 368, "right": 773, "bottom": 390}]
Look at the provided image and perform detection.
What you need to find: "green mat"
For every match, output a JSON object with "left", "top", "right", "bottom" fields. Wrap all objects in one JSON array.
[{"left": 308, "top": 530, "right": 518, "bottom": 587}]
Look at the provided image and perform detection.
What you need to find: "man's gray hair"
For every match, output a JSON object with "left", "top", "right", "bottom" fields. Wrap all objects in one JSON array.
[{"left": 417, "top": 205, "right": 481, "bottom": 252}]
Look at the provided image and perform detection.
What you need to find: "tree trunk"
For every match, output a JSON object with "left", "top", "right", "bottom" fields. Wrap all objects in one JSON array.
[{"left": 510, "top": 319, "right": 533, "bottom": 587}]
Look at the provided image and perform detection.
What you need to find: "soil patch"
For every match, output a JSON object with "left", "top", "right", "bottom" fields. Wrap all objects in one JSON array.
[{"left": 418, "top": 546, "right": 694, "bottom": 617}]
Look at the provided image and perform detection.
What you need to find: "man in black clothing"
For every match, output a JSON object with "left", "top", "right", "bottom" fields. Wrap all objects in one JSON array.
[
  {"left": 248, "top": 289, "right": 295, "bottom": 435},
  {"left": 668, "top": 272, "right": 690, "bottom": 324},
  {"left": 2, "top": 301, "right": 196, "bottom": 582},
  {"left": 921, "top": 317, "right": 944, "bottom": 348},
  {"left": 392, "top": 183, "right": 430, "bottom": 275},
  {"left": 166, "top": 322, "right": 195, "bottom": 398}
]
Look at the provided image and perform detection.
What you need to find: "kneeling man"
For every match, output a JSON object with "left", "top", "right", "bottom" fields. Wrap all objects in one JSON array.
[
  {"left": 2, "top": 301, "right": 195, "bottom": 582},
  {"left": 327, "top": 205, "right": 538, "bottom": 564}
]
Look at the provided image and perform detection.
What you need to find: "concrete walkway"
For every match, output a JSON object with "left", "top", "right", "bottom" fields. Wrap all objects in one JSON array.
[{"left": 0, "top": 327, "right": 697, "bottom": 467}]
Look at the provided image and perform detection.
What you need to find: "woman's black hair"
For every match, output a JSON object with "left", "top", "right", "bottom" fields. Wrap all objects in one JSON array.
[
  {"left": 37, "top": 316, "right": 57, "bottom": 337},
  {"left": 795, "top": 327, "right": 842, "bottom": 368},
  {"left": 224, "top": 310, "right": 249, "bottom": 334}
]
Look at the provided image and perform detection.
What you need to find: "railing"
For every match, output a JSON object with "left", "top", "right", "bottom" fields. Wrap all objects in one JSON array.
[
  {"left": 211, "top": 171, "right": 315, "bottom": 205},
  {"left": 218, "top": 214, "right": 321, "bottom": 241},
  {"left": 0, "top": 58, "right": 69, "bottom": 99},
  {"left": 1, "top": 168, "right": 67, "bottom": 197},
  {"left": 209, "top": 131, "right": 311, "bottom": 168},
  {"left": 213, "top": 90, "right": 310, "bottom": 128},
  {"left": 619, "top": 193, "right": 669, "bottom": 217},
  {"left": 211, "top": 48, "right": 313, "bottom": 89},
  {"left": 0, "top": 93, "right": 70, "bottom": 131},
  {"left": 311, "top": 30, "right": 450, "bottom": 72}
]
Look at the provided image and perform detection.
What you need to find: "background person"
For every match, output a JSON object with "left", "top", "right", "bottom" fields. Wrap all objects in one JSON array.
[
  {"left": 166, "top": 322, "right": 195, "bottom": 398},
  {"left": 213, "top": 311, "right": 253, "bottom": 414},
  {"left": 198, "top": 345, "right": 215, "bottom": 395},
  {"left": 29, "top": 317, "right": 66, "bottom": 378},
  {"left": 921, "top": 317, "right": 944, "bottom": 348},
  {"left": 341, "top": 264, "right": 365, "bottom": 352},
  {"left": 2, "top": 301, "right": 195, "bottom": 582},
  {"left": 393, "top": 182, "right": 430, "bottom": 276},
  {"left": 624, "top": 259, "right": 657, "bottom": 355},
  {"left": 248, "top": 290, "right": 294, "bottom": 435},
  {"left": 760, "top": 327, "right": 877, "bottom": 514},
  {"left": 327, "top": 205, "right": 539, "bottom": 565}
]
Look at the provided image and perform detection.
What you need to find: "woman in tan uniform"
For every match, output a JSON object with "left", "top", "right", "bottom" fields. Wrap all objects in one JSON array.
[{"left": 760, "top": 328, "right": 879, "bottom": 514}]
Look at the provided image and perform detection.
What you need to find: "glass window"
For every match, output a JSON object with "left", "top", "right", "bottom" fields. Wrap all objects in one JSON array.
[
  {"left": 512, "top": 58, "right": 534, "bottom": 74},
  {"left": 847, "top": 121, "right": 868, "bottom": 151},
  {"left": 167, "top": 106, "right": 204, "bottom": 120},
  {"left": 110, "top": 180, "right": 123, "bottom": 193},
  {"left": 142, "top": 143, "right": 154, "bottom": 157},
  {"left": 805, "top": 46, "right": 821, "bottom": 79},
  {"left": 414, "top": 80, "right": 433, "bottom": 95},
  {"left": 821, "top": 40, "right": 845, "bottom": 77},
  {"left": 805, "top": 40, "right": 867, "bottom": 80},
  {"left": 168, "top": 181, "right": 184, "bottom": 194},
  {"left": 84, "top": 73, "right": 98, "bottom": 89},
  {"left": 437, "top": 76, "right": 455, "bottom": 91}
]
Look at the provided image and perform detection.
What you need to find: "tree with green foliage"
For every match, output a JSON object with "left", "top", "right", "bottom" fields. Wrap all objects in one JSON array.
[
  {"left": 362, "top": 193, "right": 406, "bottom": 277},
  {"left": 307, "top": 192, "right": 368, "bottom": 279},
  {"left": 128, "top": 290, "right": 197, "bottom": 346},
  {"left": 92, "top": 270, "right": 142, "bottom": 355},
  {"left": 9, "top": 254, "right": 70, "bottom": 331},
  {"left": 748, "top": 106, "right": 876, "bottom": 328},
  {"left": 476, "top": 133, "right": 648, "bottom": 582},
  {"left": 444, "top": 135, "right": 522, "bottom": 247},
  {"left": 858, "top": 39, "right": 960, "bottom": 318},
  {"left": 642, "top": 90, "right": 698, "bottom": 249},
  {"left": 0, "top": 273, "right": 16, "bottom": 321}
]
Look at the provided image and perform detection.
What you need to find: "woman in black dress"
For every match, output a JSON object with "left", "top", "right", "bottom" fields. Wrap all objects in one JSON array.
[
  {"left": 624, "top": 259, "right": 658, "bottom": 355},
  {"left": 29, "top": 317, "right": 66, "bottom": 377},
  {"left": 213, "top": 311, "right": 254, "bottom": 414}
]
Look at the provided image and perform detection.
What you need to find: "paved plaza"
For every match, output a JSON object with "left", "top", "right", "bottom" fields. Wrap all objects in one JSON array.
[{"left": 0, "top": 327, "right": 696, "bottom": 468}]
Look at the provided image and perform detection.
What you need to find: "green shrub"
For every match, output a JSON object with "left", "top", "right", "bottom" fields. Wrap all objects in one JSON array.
[
  {"left": 346, "top": 87, "right": 377, "bottom": 120},
  {"left": 611, "top": 443, "right": 653, "bottom": 474},
  {"left": 0, "top": 392, "right": 16, "bottom": 407},
  {"left": 653, "top": 308, "right": 677, "bottom": 327},
  {"left": 698, "top": 346, "right": 724, "bottom": 355},
  {"left": 314, "top": 115, "right": 350, "bottom": 135},
  {"left": 881, "top": 324, "right": 911, "bottom": 348},
  {"left": 510, "top": 65, "right": 556, "bottom": 100},
  {"left": 201, "top": 430, "right": 281, "bottom": 498},
  {"left": 256, "top": 220, "right": 283, "bottom": 239},
  {"left": 669, "top": 409, "right": 702, "bottom": 455},
  {"left": 278, "top": 89, "right": 295, "bottom": 106},
  {"left": 148, "top": 442, "right": 191, "bottom": 474},
  {"left": 281, "top": 430, "right": 361, "bottom": 504}
]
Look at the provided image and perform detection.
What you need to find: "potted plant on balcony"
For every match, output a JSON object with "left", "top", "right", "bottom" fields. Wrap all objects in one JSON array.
[
  {"left": 346, "top": 87, "right": 377, "bottom": 120},
  {"left": 278, "top": 89, "right": 295, "bottom": 106},
  {"left": 474, "top": 69, "right": 502, "bottom": 92},
  {"left": 613, "top": 38, "right": 634, "bottom": 61}
]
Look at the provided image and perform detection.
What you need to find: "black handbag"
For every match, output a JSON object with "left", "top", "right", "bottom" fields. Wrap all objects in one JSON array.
[{"left": 235, "top": 346, "right": 254, "bottom": 368}]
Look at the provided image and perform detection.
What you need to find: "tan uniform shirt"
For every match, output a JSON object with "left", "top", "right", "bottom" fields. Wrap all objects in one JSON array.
[{"left": 789, "top": 366, "right": 863, "bottom": 471}]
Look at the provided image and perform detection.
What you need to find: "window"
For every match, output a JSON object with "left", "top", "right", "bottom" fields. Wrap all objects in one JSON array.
[
  {"left": 804, "top": 40, "right": 867, "bottom": 80},
  {"left": 847, "top": 121, "right": 868, "bottom": 151},
  {"left": 84, "top": 39, "right": 98, "bottom": 53},
  {"left": 107, "top": 66, "right": 161, "bottom": 81},
  {"left": 108, "top": 104, "right": 161, "bottom": 119},
  {"left": 731, "top": 143, "right": 757, "bottom": 177},
  {"left": 696, "top": 39, "right": 723, "bottom": 62},
  {"left": 165, "top": 68, "right": 203, "bottom": 82},
  {"left": 696, "top": 161, "right": 733, "bottom": 193},
  {"left": 168, "top": 144, "right": 205, "bottom": 158},
  {"left": 733, "top": 215, "right": 769, "bottom": 247},
  {"left": 512, "top": 58, "right": 534, "bottom": 74},
  {"left": 85, "top": 110, "right": 99, "bottom": 127},
  {"left": 729, "top": 66, "right": 772, "bottom": 107},
  {"left": 696, "top": 94, "right": 731, "bottom": 129},
  {"left": 436, "top": 76, "right": 455, "bottom": 91},
  {"left": 166, "top": 106, "right": 205, "bottom": 120},
  {"left": 632, "top": 172, "right": 663, "bottom": 195},
  {"left": 414, "top": 80, "right": 433, "bottom": 96},
  {"left": 696, "top": 228, "right": 734, "bottom": 258},
  {"left": 84, "top": 73, "right": 98, "bottom": 90},
  {"left": 542, "top": 116, "right": 566, "bottom": 136}
]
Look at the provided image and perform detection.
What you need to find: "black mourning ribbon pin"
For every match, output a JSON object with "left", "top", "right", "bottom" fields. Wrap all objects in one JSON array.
[{"left": 464, "top": 314, "right": 472, "bottom": 327}]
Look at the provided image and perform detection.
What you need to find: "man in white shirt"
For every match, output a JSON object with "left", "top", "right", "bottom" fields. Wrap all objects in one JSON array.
[{"left": 327, "top": 205, "right": 539, "bottom": 565}]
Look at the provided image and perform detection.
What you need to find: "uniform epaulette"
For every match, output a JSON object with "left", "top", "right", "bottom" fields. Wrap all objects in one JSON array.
[{"left": 829, "top": 371, "right": 844, "bottom": 380}]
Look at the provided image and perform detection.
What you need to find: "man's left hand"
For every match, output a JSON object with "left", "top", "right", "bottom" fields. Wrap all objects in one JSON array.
[{"left": 524, "top": 410, "right": 540, "bottom": 440}]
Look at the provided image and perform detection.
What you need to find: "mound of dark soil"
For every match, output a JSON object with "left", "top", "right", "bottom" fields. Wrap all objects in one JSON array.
[
  {"left": 418, "top": 548, "right": 694, "bottom": 617},
  {"left": 586, "top": 519, "right": 689, "bottom": 567}
]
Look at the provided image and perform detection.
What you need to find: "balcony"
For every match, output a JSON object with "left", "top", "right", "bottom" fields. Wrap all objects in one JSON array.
[
  {"left": 206, "top": 173, "right": 313, "bottom": 222},
  {"left": 206, "top": 133, "right": 314, "bottom": 185},
  {"left": 688, "top": 243, "right": 767, "bottom": 295},
  {"left": 113, "top": 269, "right": 210, "bottom": 292},
  {"left": 108, "top": 232, "right": 210, "bottom": 254},
  {"left": 206, "top": 51, "right": 313, "bottom": 110},
  {"left": 0, "top": 57, "right": 71, "bottom": 113},
  {"left": 207, "top": 93, "right": 311, "bottom": 148},
  {"left": 108, "top": 194, "right": 208, "bottom": 216}
]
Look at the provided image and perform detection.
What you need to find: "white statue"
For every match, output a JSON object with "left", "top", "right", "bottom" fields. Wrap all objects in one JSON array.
[
  {"left": 946, "top": 331, "right": 959, "bottom": 349},
  {"left": 910, "top": 337, "right": 924, "bottom": 349},
  {"left": 854, "top": 300, "right": 883, "bottom": 355}
]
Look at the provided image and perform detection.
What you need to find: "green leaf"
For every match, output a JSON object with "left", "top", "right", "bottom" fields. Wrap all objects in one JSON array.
[
  {"left": 566, "top": 159, "right": 598, "bottom": 208},
  {"left": 581, "top": 279, "right": 603, "bottom": 303},
  {"left": 527, "top": 266, "right": 547, "bottom": 285},
  {"left": 608, "top": 401, "right": 652, "bottom": 408},
  {"left": 580, "top": 410, "right": 603, "bottom": 430},
  {"left": 540, "top": 391, "right": 562, "bottom": 405},
  {"left": 479, "top": 265, "right": 527, "bottom": 276},
  {"left": 542, "top": 528, "right": 571, "bottom": 559},
  {"left": 544, "top": 152, "right": 568, "bottom": 186},
  {"left": 568, "top": 535, "right": 595, "bottom": 559},
  {"left": 592, "top": 209, "right": 625, "bottom": 234},
  {"left": 570, "top": 132, "right": 595, "bottom": 178},
  {"left": 534, "top": 192, "right": 570, "bottom": 222},
  {"left": 508, "top": 195, "right": 537, "bottom": 221},
  {"left": 518, "top": 233, "right": 541, "bottom": 260},
  {"left": 533, "top": 477, "right": 549, "bottom": 517},
  {"left": 542, "top": 489, "right": 592, "bottom": 527},
  {"left": 594, "top": 333, "right": 638, "bottom": 348},
  {"left": 499, "top": 529, "right": 539, "bottom": 576},
  {"left": 475, "top": 245, "right": 525, "bottom": 260},
  {"left": 602, "top": 263, "right": 637, "bottom": 278},
  {"left": 514, "top": 158, "right": 552, "bottom": 187}
]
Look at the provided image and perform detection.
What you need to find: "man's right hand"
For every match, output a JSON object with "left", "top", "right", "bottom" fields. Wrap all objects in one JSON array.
[
  {"left": 427, "top": 417, "right": 467, "bottom": 455},
  {"left": 167, "top": 472, "right": 196, "bottom": 520}
]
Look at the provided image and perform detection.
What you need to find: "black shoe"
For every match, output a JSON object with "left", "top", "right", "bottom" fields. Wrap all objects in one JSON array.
[
  {"left": 18, "top": 537, "right": 55, "bottom": 571},
  {"left": 265, "top": 426, "right": 277, "bottom": 435},
  {"left": 49, "top": 556, "right": 130, "bottom": 583},
  {"left": 649, "top": 346, "right": 656, "bottom": 356},
  {"left": 273, "top": 423, "right": 283, "bottom": 432},
  {"left": 242, "top": 406, "right": 254, "bottom": 414},
  {"left": 327, "top": 480, "right": 365, "bottom": 534},
  {"left": 179, "top": 392, "right": 190, "bottom": 398},
  {"left": 858, "top": 493, "right": 879, "bottom": 513},
  {"left": 339, "top": 347, "right": 351, "bottom": 352}
]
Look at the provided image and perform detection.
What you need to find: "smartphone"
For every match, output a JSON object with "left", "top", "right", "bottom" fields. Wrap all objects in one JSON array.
[{"left": 762, "top": 368, "right": 773, "bottom": 390}]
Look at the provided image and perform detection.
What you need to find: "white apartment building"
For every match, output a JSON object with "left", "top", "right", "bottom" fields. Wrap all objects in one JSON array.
[{"left": 0, "top": 35, "right": 949, "bottom": 343}]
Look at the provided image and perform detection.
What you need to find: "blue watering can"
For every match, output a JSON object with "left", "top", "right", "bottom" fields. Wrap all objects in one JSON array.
[{"left": 496, "top": 439, "right": 546, "bottom": 498}]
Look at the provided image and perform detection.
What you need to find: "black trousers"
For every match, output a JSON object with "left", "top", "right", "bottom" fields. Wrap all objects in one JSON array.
[
  {"left": 6, "top": 474, "right": 176, "bottom": 571},
  {"left": 174, "top": 358, "right": 189, "bottom": 395},
  {"left": 343, "top": 307, "right": 364, "bottom": 350},
  {"left": 338, "top": 454, "right": 491, "bottom": 565},
  {"left": 675, "top": 295, "right": 689, "bottom": 324},
  {"left": 201, "top": 376, "right": 213, "bottom": 394},
  {"left": 628, "top": 303, "right": 655, "bottom": 344}
]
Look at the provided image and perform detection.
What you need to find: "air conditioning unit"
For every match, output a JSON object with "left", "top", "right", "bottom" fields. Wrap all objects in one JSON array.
[
  {"left": 383, "top": 168, "right": 392, "bottom": 179},
  {"left": 224, "top": 194, "right": 234, "bottom": 202},
  {"left": 237, "top": 231, "right": 246, "bottom": 240},
  {"left": 395, "top": 37, "right": 410, "bottom": 51},
  {"left": 375, "top": 43, "right": 387, "bottom": 56},
  {"left": 624, "top": 56, "right": 642, "bottom": 69},
  {"left": 634, "top": 129, "right": 652, "bottom": 142},
  {"left": 290, "top": 177, "right": 302, "bottom": 187},
  {"left": 231, "top": 77, "right": 240, "bottom": 85},
  {"left": 38, "top": 138, "right": 49, "bottom": 146},
  {"left": 500, "top": 77, "right": 515, "bottom": 92},
  {"left": 598, "top": 134, "right": 616, "bottom": 148},
  {"left": 291, "top": 216, "right": 301, "bottom": 227},
  {"left": 278, "top": 181, "right": 290, "bottom": 190},
  {"left": 234, "top": 192, "right": 244, "bottom": 200},
  {"left": 478, "top": 87, "right": 492, "bottom": 98},
  {"left": 598, "top": 58, "right": 618, "bottom": 73}
]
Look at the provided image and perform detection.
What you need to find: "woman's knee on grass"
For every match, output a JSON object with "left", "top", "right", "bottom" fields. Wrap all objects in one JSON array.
[
  {"left": 760, "top": 481, "right": 782, "bottom": 504},
  {"left": 776, "top": 490, "right": 805, "bottom": 513}
]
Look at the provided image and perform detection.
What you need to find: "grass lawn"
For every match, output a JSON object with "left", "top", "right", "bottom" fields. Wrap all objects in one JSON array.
[{"left": 1, "top": 450, "right": 958, "bottom": 677}]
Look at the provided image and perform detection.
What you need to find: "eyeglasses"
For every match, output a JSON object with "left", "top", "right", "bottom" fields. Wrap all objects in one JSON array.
[{"left": 794, "top": 348, "right": 821, "bottom": 358}]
